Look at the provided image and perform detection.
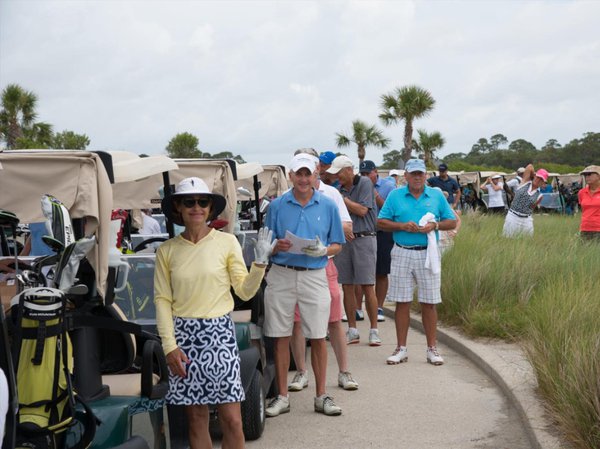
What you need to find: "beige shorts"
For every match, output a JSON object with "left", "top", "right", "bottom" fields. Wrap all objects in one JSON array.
[{"left": 263, "top": 264, "right": 330, "bottom": 339}]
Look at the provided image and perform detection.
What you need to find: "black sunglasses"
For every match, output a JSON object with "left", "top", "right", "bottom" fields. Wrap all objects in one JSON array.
[{"left": 181, "top": 197, "right": 211, "bottom": 208}]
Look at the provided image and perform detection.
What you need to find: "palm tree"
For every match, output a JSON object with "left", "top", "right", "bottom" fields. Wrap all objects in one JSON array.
[
  {"left": 335, "top": 120, "right": 390, "bottom": 164},
  {"left": 414, "top": 129, "right": 445, "bottom": 168},
  {"left": 0, "top": 84, "right": 38, "bottom": 149},
  {"left": 379, "top": 85, "right": 435, "bottom": 162}
]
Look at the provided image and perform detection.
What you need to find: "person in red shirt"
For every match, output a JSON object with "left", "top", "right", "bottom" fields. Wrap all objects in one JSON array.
[{"left": 578, "top": 165, "right": 600, "bottom": 240}]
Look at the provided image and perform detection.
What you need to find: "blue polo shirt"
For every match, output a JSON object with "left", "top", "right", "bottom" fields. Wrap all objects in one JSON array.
[
  {"left": 378, "top": 186, "right": 455, "bottom": 246},
  {"left": 266, "top": 188, "right": 345, "bottom": 269},
  {"left": 427, "top": 175, "right": 460, "bottom": 204},
  {"left": 375, "top": 176, "right": 395, "bottom": 212}
]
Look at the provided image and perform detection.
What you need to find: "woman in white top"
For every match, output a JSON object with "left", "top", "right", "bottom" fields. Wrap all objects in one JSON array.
[{"left": 481, "top": 174, "right": 506, "bottom": 214}]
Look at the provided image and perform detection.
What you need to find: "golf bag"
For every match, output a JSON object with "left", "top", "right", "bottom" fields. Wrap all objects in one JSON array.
[{"left": 10, "top": 286, "right": 96, "bottom": 449}]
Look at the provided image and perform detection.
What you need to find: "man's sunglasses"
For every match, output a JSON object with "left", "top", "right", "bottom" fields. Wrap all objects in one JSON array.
[{"left": 181, "top": 198, "right": 211, "bottom": 208}]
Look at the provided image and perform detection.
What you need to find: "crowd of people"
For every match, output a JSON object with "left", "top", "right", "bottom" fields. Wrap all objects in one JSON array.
[{"left": 147, "top": 153, "right": 599, "bottom": 447}]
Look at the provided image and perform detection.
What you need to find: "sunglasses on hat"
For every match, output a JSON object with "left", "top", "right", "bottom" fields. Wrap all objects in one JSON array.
[{"left": 181, "top": 197, "right": 211, "bottom": 208}]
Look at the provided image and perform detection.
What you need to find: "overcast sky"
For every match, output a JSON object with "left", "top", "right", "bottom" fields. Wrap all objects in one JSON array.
[{"left": 1, "top": 0, "right": 599, "bottom": 166}]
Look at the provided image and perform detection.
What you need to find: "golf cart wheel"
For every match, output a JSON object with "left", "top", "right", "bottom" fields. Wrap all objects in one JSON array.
[{"left": 241, "top": 369, "right": 265, "bottom": 440}]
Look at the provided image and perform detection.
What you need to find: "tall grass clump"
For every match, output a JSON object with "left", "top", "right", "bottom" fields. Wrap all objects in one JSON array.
[
  {"left": 439, "top": 212, "right": 600, "bottom": 448},
  {"left": 525, "top": 269, "right": 600, "bottom": 448}
]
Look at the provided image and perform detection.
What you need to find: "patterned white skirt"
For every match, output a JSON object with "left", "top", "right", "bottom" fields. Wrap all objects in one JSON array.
[{"left": 166, "top": 315, "right": 245, "bottom": 405}]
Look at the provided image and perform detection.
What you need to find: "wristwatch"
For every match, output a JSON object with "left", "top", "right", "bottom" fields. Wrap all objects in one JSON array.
[{"left": 434, "top": 222, "right": 439, "bottom": 231}]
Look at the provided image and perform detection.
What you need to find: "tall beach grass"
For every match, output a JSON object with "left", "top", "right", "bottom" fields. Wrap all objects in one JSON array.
[{"left": 440, "top": 212, "right": 599, "bottom": 448}]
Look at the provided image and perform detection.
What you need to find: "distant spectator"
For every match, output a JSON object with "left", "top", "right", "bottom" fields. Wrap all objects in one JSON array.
[
  {"left": 506, "top": 167, "right": 525, "bottom": 194},
  {"left": 577, "top": 165, "right": 600, "bottom": 241},
  {"left": 427, "top": 163, "right": 461, "bottom": 209},
  {"left": 139, "top": 209, "right": 162, "bottom": 234},
  {"left": 385, "top": 169, "right": 403, "bottom": 187},
  {"left": 481, "top": 174, "right": 506, "bottom": 214}
]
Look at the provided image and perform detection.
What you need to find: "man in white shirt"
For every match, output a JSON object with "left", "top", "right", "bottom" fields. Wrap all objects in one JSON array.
[{"left": 139, "top": 209, "right": 162, "bottom": 234}]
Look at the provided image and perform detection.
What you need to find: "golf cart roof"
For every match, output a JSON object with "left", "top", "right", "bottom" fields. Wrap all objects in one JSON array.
[
  {"left": 110, "top": 152, "right": 179, "bottom": 209},
  {"left": 235, "top": 164, "right": 288, "bottom": 198},
  {"left": 0, "top": 149, "right": 113, "bottom": 297}
]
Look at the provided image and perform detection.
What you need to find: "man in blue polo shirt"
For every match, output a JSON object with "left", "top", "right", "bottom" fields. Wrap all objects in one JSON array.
[
  {"left": 263, "top": 153, "right": 346, "bottom": 418},
  {"left": 378, "top": 159, "right": 456, "bottom": 366},
  {"left": 427, "top": 163, "right": 461, "bottom": 209}
]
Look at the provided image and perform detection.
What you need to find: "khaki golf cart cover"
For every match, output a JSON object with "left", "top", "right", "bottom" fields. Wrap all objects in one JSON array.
[
  {"left": 112, "top": 158, "right": 237, "bottom": 234},
  {"left": 0, "top": 150, "right": 112, "bottom": 298},
  {"left": 235, "top": 164, "right": 288, "bottom": 198}
]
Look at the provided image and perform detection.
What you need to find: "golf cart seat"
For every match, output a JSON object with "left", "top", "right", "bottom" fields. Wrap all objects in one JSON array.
[{"left": 99, "top": 303, "right": 168, "bottom": 399}]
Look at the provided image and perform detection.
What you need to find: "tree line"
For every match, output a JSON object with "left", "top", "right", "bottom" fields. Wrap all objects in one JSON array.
[{"left": 2, "top": 83, "right": 597, "bottom": 173}]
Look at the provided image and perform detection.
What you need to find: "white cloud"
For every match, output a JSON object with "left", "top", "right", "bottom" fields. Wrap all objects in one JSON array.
[{"left": 1, "top": 0, "right": 599, "bottom": 165}]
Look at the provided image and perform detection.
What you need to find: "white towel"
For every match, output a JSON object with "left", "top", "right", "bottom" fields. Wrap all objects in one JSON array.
[{"left": 418, "top": 212, "right": 441, "bottom": 274}]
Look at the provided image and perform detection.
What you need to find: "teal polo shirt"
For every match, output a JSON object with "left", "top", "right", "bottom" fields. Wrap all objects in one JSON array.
[
  {"left": 266, "top": 188, "right": 345, "bottom": 269},
  {"left": 378, "top": 186, "right": 455, "bottom": 246}
]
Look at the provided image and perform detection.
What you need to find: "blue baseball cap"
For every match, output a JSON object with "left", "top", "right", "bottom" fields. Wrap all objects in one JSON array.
[
  {"left": 405, "top": 159, "right": 427, "bottom": 173},
  {"left": 319, "top": 151, "right": 337, "bottom": 165}
]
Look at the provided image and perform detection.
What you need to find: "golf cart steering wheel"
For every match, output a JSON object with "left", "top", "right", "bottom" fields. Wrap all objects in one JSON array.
[{"left": 133, "top": 237, "right": 168, "bottom": 253}]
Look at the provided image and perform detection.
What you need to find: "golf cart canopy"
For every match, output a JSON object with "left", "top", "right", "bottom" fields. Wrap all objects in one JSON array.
[{"left": 0, "top": 149, "right": 112, "bottom": 297}]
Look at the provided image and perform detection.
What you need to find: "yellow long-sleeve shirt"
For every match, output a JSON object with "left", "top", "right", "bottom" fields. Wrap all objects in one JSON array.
[{"left": 154, "top": 229, "right": 265, "bottom": 354}]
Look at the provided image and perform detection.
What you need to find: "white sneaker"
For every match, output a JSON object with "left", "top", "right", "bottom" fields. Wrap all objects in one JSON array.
[
  {"left": 288, "top": 371, "right": 308, "bottom": 391},
  {"left": 426, "top": 346, "right": 444, "bottom": 366},
  {"left": 368, "top": 329, "right": 382, "bottom": 347},
  {"left": 355, "top": 310, "right": 364, "bottom": 321},
  {"left": 314, "top": 395, "right": 342, "bottom": 416},
  {"left": 386, "top": 346, "right": 408, "bottom": 364},
  {"left": 346, "top": 328, "right": 360, "bottom": 345},
  {"left": 337, "top": 371, "right": 359, "bottom": 390},
  {"left": 266, "top": 395, "right": 290, "bottom": 417},
  {"left": 377, "top": 307, "right": 386, "bottom": 322},
  {"left": 341, "top": 313, "right": 348, "bottom": 322}
]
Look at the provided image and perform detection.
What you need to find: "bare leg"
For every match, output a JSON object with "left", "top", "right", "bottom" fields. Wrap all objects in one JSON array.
[
  {"left": 185, "top": 405, "right": 212, "bottom": 449},
  {"left": 375, "top": 274, "right": 388, "bottom": 309},
  {"left": 421, "top": 303, "right": 438, "bottom": 347},
  {"left": 327, "top": 320, "right": 347, "bottom": 372},
  {"left": 274, "top": 336, "right": 291, "bottom": 397},
  {"left": 217, "top": 402, "right": 244, "bottom": 449},
  {"left": 362, "top": 284, "right": 378, "bottom": 329},
  {"left": 342, "top": 284, "right": 357, "bottom": 329},
  {"left": 309, "top": 338, "right": 327, "bottom": 397},
  {"left": 290, "top": 321, "right": 307, "bottom": 374},
  {"left": 394, "top": 302, "right": 411, "bottom": 347},
  {"left": 354, "top": 284, "right": 362, "bottom": 311}
]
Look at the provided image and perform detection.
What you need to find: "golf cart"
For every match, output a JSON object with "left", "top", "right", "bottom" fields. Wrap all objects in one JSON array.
[
  {"left": 0, "top": 149, "right": 172, "bottom": 449},
  {"left": 109, "top": 157, "right": 277, "bottom": 445}
]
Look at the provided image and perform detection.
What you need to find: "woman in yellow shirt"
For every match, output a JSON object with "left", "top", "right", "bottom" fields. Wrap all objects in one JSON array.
[{"left": 154, "top": 177, "right": 271, "bottom": 449}]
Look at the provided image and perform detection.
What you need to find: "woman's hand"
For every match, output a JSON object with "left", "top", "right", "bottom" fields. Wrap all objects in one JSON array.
[{"left": 166, "top": 347, "right": 189, "bottom": 378}]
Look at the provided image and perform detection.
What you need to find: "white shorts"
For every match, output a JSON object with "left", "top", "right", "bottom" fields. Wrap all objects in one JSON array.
[
  {"left": 387, "top": 245, "right": 442, "bottom": 304},
  {"left": 263, "top": 264, "right": 330, "bottom": 339},
  {"left": 503, "top": 211, "right": 534, "bottom": 237}
]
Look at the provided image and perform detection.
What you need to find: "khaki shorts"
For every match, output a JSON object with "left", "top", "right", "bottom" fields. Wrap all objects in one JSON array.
[
  {"left": 264, "top": 264, "right": 330, "bottom": 339},
  {"left": 294, "top": 258, "right": 343, "bottom": 323}
]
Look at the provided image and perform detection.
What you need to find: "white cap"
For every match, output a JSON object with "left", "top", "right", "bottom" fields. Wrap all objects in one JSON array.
[
  {"left": 389, "top": 169, "right": 401, "bottom": 177},
  {"left": 491, "top": 174, "right": 503, "bottom": 179},
  {"left": 289, "top": 153, "right": 318, "bottom": 173},
  {"left": 326, "top": 155, "right": 354, "bottom": 174}
]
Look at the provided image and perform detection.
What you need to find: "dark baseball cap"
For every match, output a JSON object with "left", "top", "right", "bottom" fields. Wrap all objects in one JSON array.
[
  {"left": 359, "top": 160, "right": 377, "bottom": 173},
  {"left": 438, "top": 163, "right": 448, "bottom": 171}
]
